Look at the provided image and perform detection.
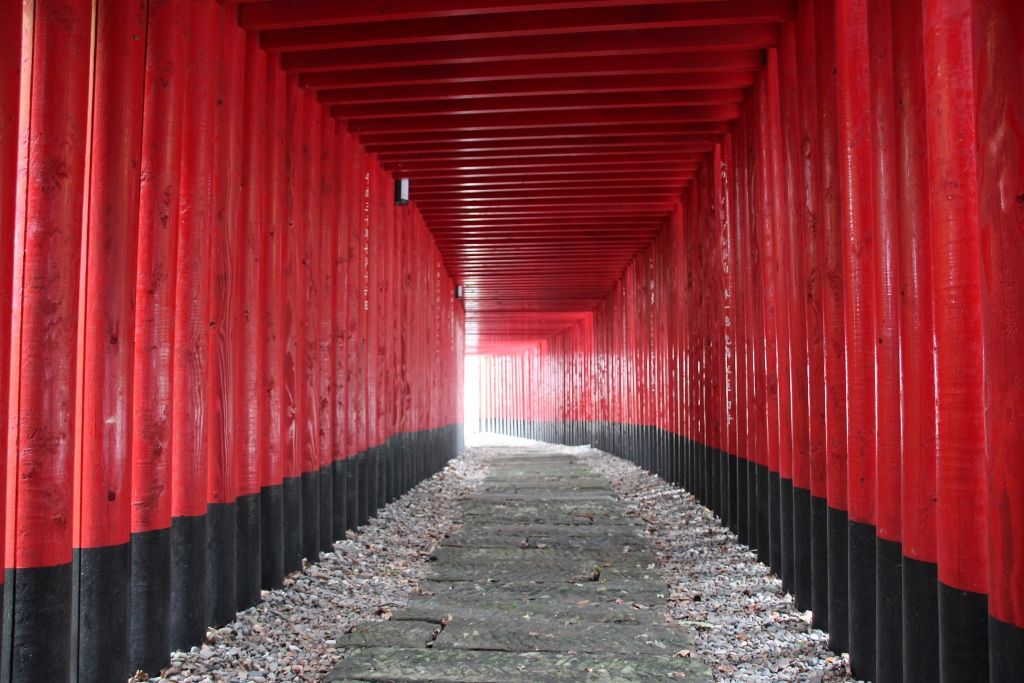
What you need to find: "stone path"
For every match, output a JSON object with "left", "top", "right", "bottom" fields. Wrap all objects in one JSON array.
[{"left": 325, "top": 447, "right": 712, "bottom": 682}]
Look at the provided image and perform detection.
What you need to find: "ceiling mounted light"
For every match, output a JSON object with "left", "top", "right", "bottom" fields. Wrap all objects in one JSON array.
[{"left": 394, "top": 177, "right": 410, "bottom": 205}]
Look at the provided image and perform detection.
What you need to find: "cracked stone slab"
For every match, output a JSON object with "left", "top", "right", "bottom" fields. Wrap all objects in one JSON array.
[
  {"left": 429, "top": 545, "right": 660, "bottom": 569},
  {"left": 324, "top": 647, "right": 710, "bottom": 682},
  {"left": 417, "top": 578, "right": 668, "bottom": 601},
  {"left": 338, "top": 621, "right": 440, "bottom": 649},
  {"left": 433, "top": 614, "right": 691, "bottom": 655},
  {"left": 396, "top": 592, "right": 667, "bottom": 627}
]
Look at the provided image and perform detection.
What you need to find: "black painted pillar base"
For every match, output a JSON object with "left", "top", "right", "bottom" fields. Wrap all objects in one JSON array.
[
  {"left": 259, "top": 484, "right": 284, "bottom": 590},
  {"left": 875, "top": 536, "right": 903, "bottom": 683},
  {"left": 755, "top": 465, "right": 771, "bottom": 566},
  {"left": 319, "top": 465, "right": 333, "bottom": 553},
  {"left": 332, "top": 458, "right": 348, "bottom": 541},
  {"left": 810, "top": 495, "right": 829, "bottom": 632},
  {"left": 2, "top": 563, "right": 73, "bottom": 683},
  {"left": 301, "top": 470, "right": 321, "bottom": 562},
  {"left": 282, "top": 476, "right": 302, "bottom": 574},
  {"left": 827, "top": 506, "right": 850, "bottom": 653},
  {"left": 938, "top": 582, "right": 988, "bottom": 682},
  {"left": 848, "top": 520, "right": 877, "bottom": 681},
  {"left": 206, "top": 502, "right": 237, "bottom": 628},
  {"left": 346, "top": 453, "right": 361, "bottom": 530},
  {"left": 780, "top": 477, "right": 795, "bottom": 595},
  {"left": 736, "top": 455, "right": 749, "bottom": 546},
  {"left": 793, "top": 486, "right": 812, "bottom": 612},
  {"left": 236, "top": 492, "right": 262, "bottom": 610},
  {"left": 727, "top": 452, "right": 739, "bottom": 534},
  {"left": 902, "top": 555, "right": 939, "bottom": 683},
  {"left": 364, "top": 447, "right": 379, "bottom": 519},
  {"left": 129, "top": 528, "right": 171, "bottom": 676},
  {"left": 769, "top": 471, "right": 782, "bottom": 578},
  {"left": 170, "top": 514, "right": 207, "bottom": 652},
  {"left": 989, "top": 614, "right": 1024, "bottom": 683},
  {"left": 73, "top": 545, "right": 130, "bottom": 683}
]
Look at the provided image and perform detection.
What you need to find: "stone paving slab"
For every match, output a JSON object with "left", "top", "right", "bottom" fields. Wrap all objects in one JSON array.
[
  {"left": 418, "top": 577, "right": 668, "bottom": 603},
  {"left": 393, "top": 598, "right": 667, "bottom": 627},
  {"left": 433, "top": 614, "right": 688, "bottom": 654},
  {"left": 441, "top": 530, "right": 643, "bottom": 549},
  {"left": 338, "top": 621, "right": 441, "bottom": 649},
  {"left": 324, "top": 447, "right": 711, "bottom": 682},
  {"left": 326, "top": 648, "right": 707, "bottom": 682}
]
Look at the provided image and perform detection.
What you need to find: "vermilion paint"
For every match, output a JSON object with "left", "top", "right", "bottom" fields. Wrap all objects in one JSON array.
[{"left": 975, "top": 0, "right": 1024, "bottom": 655}]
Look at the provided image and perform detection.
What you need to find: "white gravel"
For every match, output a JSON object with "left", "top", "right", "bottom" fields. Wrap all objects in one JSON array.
[{"left": 144, "top": 453, "right": 487, "bottom": 683}]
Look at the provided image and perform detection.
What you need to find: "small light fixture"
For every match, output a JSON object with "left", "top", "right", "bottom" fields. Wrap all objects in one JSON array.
[
  {"left": 394, "top": 177, "right": 410, "bottom": 205},
  {"left": 455, "top": 285, "right": 464, "bottom": 300}
]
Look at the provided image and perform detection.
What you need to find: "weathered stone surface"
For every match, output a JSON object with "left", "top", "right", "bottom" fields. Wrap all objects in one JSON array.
[
  {"left": 338, "top": 621, "right": 440, "bottom": 649},
  {"left": 325, "top": 647, "right": 708, "bottom": 682},
  {"left": 324, "top": 447, "right": 711, "bottom": 682},
  {"left": 394, "top": 599, "right": 665, "bottom": 627},
  {"left": 433, "top": 614, "right": 690, "bottom": 654}
]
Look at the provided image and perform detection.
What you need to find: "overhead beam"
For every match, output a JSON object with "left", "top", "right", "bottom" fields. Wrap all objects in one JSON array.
[
  {"left": 344, "top": 105, "right": 740, "bottom": 133},
  {"left": 240, "top": 0, "right": 722, "bottom": 30},
  {"left": 316, "top": 72, "right": 755, "bottom": 105},
  {"left": 299, "top": 51, "right": 764, "bottom": 88},
  {"left": 354, "top": 121, "right": 730, "bottom": 144},
  {"left": 281, "top": 26, "right": 778, "bottom": 72},
  {"left": 369, "top": 136, "right": 716, "bottom": 155},
  {"left": 260, "top": 1, "right": 793, "bottom": 50},
  {"left": 329, "top": 89, "right": 743, "bottom": 117}
]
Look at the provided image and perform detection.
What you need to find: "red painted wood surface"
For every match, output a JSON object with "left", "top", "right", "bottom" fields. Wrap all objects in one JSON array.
[
  {"left": 132, "top": 0, "right": 190, "bottom": 536},
  {"left": 6, "top": 0, "right": 92, "bottom": 571},
  {"left": 75, "top": 0, "right": 147, "bottom": 550}
]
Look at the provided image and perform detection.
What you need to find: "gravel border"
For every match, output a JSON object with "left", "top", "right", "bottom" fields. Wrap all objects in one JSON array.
[
  {"left": 559, "top": 441, "right": 861, "bottom": 683},
  {"left": 145, "top": 453, "right": 487, "bottom": 683}
]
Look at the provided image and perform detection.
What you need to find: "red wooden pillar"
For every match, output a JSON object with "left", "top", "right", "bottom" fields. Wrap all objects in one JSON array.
[
  {"left": 260, "top": 54, "right": 286, "bottom": 591},
  {"left": 129, "top": 0, "right": 190, "bottom": 672},
  {"left": 836, "top": 1, "right": 878, "bottom": 675},
  {"left": 778, "top": 20, "right": 813, "bottom": 612},
  {"left": 726, "top": 128, "right": 750, "bottom": 545},
  {"left": 794, "top": 0, "right": 830, "bottom": 633},
  {"left": 750, "top": 83, "right": 769, "bottom": 562},
  {"left": 331, "top": 123, "right": 350, "bottom": 537},
  {"left": 0, "top": 3, "right": 19, "bottom": 647},
  {"left": 922, "top": 0, "right": 989, "bottom": 679},
  {"left": 765, "top": 46, "right": 797, "bottom": 594},
  {"left": 364, "top": 163, "right": 380, "bottom": 515},
  {"left": 73, "top": 1, "right": 147, "bottom": 680},
  {"left": 377, "top": 163, "right": 393, "bottom": 505},
  {"left": 357, "top": 152, "right": 372, "bottom": 523},
  {"left": 865, "top": 2, "right": 904, "bottom": 679},
  {"left": 300, "top": 93, "right": 321, "bottom": 560},
  {"left": 3, "top": 1, "right": 90, "bottom": 679},
  {"left": 753, "top": 68, "right": 782, "bottom": 573},
  {"left": 281, "top": 74, "right": 303, "bottom": 575},
  {"left": 813, "top": 0, "right": 850, "bottom": 653},
  {"left": 344, "top": 132, "right": 364, "bottom": 529},
  {"left": 890, "top": 0, "right": 939, "bottom": 677},
  {"left": 206, "top": 4, "right": 242, "bottom": 628},
  {"left": 236, "top": 31, "right": 267, "bottom": 610},
  {"left": 170, "top": 0, "right": 217, "bottom": 652},
  {"left": 974, "top": 1, "right": 1024, "bottom": 677},
  {"left": 717, "top": 139, "right": 738, "bottom": 534},
  {"left": 316, "top": 112, "right": 335, "bottom": 552}
]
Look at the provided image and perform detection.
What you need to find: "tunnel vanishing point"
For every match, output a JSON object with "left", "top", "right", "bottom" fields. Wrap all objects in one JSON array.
[{"left": 0, "top": 0, "right": 1021, "bottom": 681}]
